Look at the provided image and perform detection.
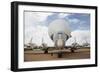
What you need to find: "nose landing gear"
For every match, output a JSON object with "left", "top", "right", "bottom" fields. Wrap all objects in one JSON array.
[{"left": 58, "top": 53, "right": 63, "bottom": 58}]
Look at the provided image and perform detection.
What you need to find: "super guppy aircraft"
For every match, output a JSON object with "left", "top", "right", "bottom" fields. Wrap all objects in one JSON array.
[
  {"left": 48, "top": 19, "right": 71, "bottom": 49},
  {"left": 48, "top": 19, "right": 72, "bottom": 58}
]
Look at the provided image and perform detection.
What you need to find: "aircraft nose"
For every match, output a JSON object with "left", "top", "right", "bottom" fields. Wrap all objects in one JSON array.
[{"left": 55, "top": 39, "right": 65, "bottom": 48}]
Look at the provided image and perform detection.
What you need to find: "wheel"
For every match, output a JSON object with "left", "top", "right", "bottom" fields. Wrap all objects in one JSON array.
[
  {"left": 58, "top": 53, "right": 62, "bottom": 58},
  {"left": 51, "top": 53, "right": 53, "bottom": 56},
  {"left": 44, "top": 50, "right": 48, "bottom": 54},
  {"left": 71, "top": 49, "right": 75, "bottom": 53}
]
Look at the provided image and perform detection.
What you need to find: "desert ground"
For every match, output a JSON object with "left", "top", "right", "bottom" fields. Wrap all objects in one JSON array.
[{"left": 24, "top": 48, "right": 90, "bottom": 62}]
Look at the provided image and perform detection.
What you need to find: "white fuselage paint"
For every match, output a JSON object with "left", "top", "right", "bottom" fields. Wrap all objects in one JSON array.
[
  {"left": 56, "top": 39, "right": 64, "bottom": 48},
  {"left": 55, "top": 33, "right": 65, "bottom": 49}
]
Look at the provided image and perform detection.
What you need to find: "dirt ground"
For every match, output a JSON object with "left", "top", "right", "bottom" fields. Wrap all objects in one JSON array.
[{"left": 24, "top": 48, "right": 90, "bottom": 62}]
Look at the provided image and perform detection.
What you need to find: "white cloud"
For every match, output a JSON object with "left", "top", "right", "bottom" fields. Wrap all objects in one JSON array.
[
  {"left": 58, "top": 13, "right": 70, "bottom": 18},
  {"left": 35, "top": 12, "right": 53, "bottom": 21},
  {"left": 66, "top": 30, "right": 90, "bottom": 45},
  {"left": 25, "top": 25, "right": 54, "bottom": 46},
  {"left": 69, "top": 18, "right": 80, "bottom": 24},
  {"left": 24, "top": 11, "right": 54, "bottom": 46},
  {"left": 25, "top": 12, "right": 53, "bottom": 24},
  {"left": 24, "top": 12, "right": 53, "bottom": 33}
]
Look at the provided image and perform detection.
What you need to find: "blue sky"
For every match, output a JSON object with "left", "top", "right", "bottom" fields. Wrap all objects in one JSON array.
[
  {"left": 45, "top": 12, "right": 90, "bottom": 31},
  {"left": 24, "top": 11, "right": 90, "bottom": 46}
]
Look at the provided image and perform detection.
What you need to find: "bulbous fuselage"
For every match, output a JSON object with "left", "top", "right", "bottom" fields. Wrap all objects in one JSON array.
[{"left": 48, "top": 19, "right": 71, "bottom": 48}]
